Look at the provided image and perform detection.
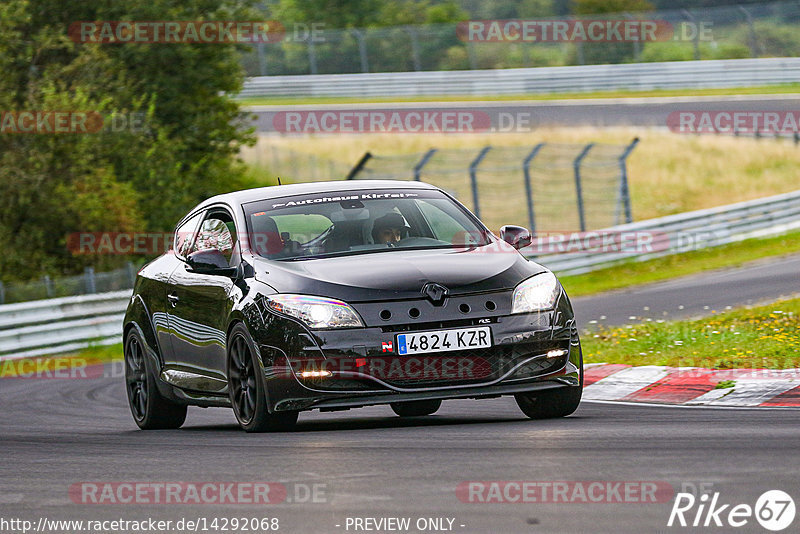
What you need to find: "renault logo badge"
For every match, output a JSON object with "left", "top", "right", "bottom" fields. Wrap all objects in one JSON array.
[{"left": 422, "top": 282, "right": 448, "bottom": 306}]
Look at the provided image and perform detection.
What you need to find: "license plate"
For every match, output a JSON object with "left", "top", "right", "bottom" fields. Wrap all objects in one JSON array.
[{"left": 396, "top": 326, "right": 492, "bottom": 355}]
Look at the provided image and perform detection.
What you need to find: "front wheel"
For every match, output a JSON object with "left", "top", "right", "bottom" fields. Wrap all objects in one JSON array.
[
  {"left": 390, "top": 399, "right": 442, "bottom": 417},
  {"left": 124, "top": 328, "right": 187, "bottom": 430},
  {"left": 515, "top": 386, "right": 582, "bottom": 419},
  {"left": 227, "top": 323, "right": 298, "bottom": 433},
  {"left": 515, "top": 341, "right": 583, "bottom": 419}
]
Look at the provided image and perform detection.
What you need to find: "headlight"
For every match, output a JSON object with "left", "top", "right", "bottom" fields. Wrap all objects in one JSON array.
[
  {"left": 511, "top": 272, "right": 560, "bottom": 314},
  {"left": 266, "top": 294, "right": 364, "bottom": 329}
]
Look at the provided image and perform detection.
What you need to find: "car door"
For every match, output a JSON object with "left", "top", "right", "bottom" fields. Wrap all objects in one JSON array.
[
  {"left": 156, "top": 210, "right": 204, "bottom": 364},
  {"left": 165, "top": 207, "right": 239, "bottom": 385}
]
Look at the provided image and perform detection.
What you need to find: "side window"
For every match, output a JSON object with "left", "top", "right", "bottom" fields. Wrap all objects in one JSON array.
[
  {"left": 174, "top": 212, "right": 203, "bottom": 259},
  {"left": 190, "top": 210, "right": 238, "bottom": 264}
]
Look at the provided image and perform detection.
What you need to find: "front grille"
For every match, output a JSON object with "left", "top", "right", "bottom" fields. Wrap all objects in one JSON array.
[{"left": 352, "top": 342, "right": 567, "bottom": 389}]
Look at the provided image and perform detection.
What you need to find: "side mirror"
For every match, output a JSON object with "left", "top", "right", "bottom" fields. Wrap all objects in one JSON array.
[
  {"left": 500, "top": 225, "right": 532, "bottom": 250},
  {"left": 186, "top": 249, "right": 238, "bottom": 277}
]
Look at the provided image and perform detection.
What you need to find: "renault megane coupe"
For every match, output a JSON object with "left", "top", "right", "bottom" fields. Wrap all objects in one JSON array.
[{"left": 124, "top": 180, "right": 583, "bottom": 432}]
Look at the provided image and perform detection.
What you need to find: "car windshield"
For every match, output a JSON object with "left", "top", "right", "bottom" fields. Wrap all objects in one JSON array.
[{"left": 244, "top": 189, "right": 490, "bottom": 260}]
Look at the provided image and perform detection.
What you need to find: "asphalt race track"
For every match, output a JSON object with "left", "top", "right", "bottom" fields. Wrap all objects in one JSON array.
[
  {"left": 249, "top": 94, "right": 800, "bottom": 132},
  {"left": 1, "top": 256, "right": 799, "bottom": 533},
  {"left": 571, "top": 253, "right": 800, "bottom": 327},
  {"left": 2, "top": 374, "right": 800, "bottom": 534}
]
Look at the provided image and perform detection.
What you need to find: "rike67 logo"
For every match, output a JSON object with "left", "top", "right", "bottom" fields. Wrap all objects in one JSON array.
[{"left": 668, "top": 489, "right": 795, "bottom": 531}]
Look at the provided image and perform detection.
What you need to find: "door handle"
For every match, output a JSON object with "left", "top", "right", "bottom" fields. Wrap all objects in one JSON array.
[{"left": 167, "top": 293, "right": 180, "bottom": 307}]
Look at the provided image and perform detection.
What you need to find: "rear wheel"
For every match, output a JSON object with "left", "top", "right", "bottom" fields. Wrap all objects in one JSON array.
[
  {"left": 227, "top": 323, "right": 298, "bottom": 433},
  {"left": 124, "top": 329, "right": 187, "bottom": 430},
  {"left": 390, "top": 399, "right": 442, "bottom": 417}
]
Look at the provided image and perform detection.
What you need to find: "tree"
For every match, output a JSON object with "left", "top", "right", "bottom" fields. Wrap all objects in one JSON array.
[{"left": 0, "top": 0, "right": 258, "bottom": 282}]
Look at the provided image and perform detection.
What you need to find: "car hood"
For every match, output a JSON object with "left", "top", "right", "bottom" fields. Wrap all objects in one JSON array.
[{"left": 252, "top": 244, "right": 546, "bottom": 302}]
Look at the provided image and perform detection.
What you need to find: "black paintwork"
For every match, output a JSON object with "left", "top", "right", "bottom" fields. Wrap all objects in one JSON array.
[{"left": 124, "top": 180, "right": 582, "bottom": 415}]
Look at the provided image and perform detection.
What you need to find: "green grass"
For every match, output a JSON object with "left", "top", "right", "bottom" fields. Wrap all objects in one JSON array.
[
  {"left": 582, "top": 298, "right": 800, "bottom": 369},
  {"left": 238, "top": 84, "right": 800, "bottom": 106},
  {"left": 560, "top": 230, "right": 800, "bottom": 298}
]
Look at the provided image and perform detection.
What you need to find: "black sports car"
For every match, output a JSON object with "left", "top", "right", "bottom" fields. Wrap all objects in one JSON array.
[{"left": 124, "top": 180, "right": 583, "bottom": 432}]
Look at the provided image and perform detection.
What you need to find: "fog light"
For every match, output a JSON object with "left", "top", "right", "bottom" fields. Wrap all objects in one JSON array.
[
  {"left": 546, "top": 349, "right": 567, "bottom": 358},
  {"left": 297, "top": 370, "right": 333, "bottom": 379}
]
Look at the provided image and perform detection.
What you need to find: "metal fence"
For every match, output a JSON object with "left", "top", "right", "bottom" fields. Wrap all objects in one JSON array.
[
  {"left": 0, "top": 291, "right": 129, "bottom": 359},
  {"left": 347, "top": 140, "right": 638, "bottom": 232},
  {"left": 0, "top": 264, "right": 137, "bottom": 305},
  {"left": 535, "top": 188, "right": 800, "bottom": 275},
  {"left": 241, "top": 0, "right": 800, "bottom": 77}
]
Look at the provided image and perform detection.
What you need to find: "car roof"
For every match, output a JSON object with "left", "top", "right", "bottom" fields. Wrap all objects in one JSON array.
[{"left": 196, "top": 180, "right": 441, "bottom": 211}]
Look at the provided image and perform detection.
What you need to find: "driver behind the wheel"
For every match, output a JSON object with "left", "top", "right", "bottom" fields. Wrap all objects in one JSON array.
[{"left": 371, "top": 212, "right": 410, "bottom": 245}]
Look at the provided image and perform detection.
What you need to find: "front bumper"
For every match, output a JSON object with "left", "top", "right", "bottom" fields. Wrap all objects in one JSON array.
[{"left": 248, "top": 289, "right": 581, "bottom": 413}]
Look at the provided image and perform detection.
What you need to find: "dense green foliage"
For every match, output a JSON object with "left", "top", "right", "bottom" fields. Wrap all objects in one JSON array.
[{"left": 0, "top": 0, "right": 259, "bottom": 281}]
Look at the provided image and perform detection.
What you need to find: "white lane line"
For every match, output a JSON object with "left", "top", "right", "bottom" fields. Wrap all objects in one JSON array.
[{"left": 582, "top": 365, "right": 671, "bottom": 401}]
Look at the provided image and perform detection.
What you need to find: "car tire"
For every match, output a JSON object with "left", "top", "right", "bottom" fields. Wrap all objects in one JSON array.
[
  {"left": 515, "top": 386, "right": 582, "bottom": 419},
  {"left": 390, "top": 399, "right": 442, "bottom": 417},
  {"left": 514, "top": 343, "right": 583, "bottom": 419},
  {"left": 227, "top": 323, "right": 298, "bottom": 433},
  {"left": 124, "top": 328, "right": 187, "bottom": 430}
]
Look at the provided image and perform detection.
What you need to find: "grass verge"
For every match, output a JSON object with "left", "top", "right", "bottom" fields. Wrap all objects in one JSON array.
[
  {"left": 238, "top": 84, "right": 800, "bottom": 106},
  {"left": 559, "top": 230, "right": 800, "bottom": 297},
  {"left": 582, "top": 298, "right": 800, "bottom": 369}
]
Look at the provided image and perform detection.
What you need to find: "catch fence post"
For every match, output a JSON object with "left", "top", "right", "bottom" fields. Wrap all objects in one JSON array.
[
  {"left": 617, "top": 137, "right": 639, "bottom": 224},
  {"left": 469, "top": 147, "right": 491, "bottom": 220},
  {"left": 413, "top": 149, "right": 437, "bottom": 181},
  {"left": 407, "top": 27, "right": 422, "bottom": 71},
  {"left": 307, "top": 39, "right": 318, "bottom": 74},
  {"left": 523, "top": 143, "right": 546, "bottom": 233},
  {"left": 346, "top": 152, "right": 373, "bottom": 180},
  {"left": 738, "top": 6, "right": 758, "bottom": 58},
  {"left": 573, "top": 143, "right": 593, "bottom": 232},
  {"left": 44, "top": 275, "right": 54, "bottom": 298},
  {"left": 256, "top": 42, "right": 267, "bottom": 76},
  {"left": 84, "top": 267, "right": 96, "bottom": 294},
  {"left": 681, "top": 9, "right": 701, "bottom": 60},
  {"left": 352, "top": 29, "right": 369, "bottom": 73}
]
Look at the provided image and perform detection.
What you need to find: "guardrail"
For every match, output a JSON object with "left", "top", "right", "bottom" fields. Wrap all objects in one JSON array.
[
  {"left": 531, "top": 189, "right": 800, "bottom": 275},
  {"left": 0, "top": 189, "right": 798, "bottom": 360},
  {"left": 239, "top": 58, "right": 800, "bottom": 99},
  {"left": 0, "top": 291, "right": 130, "bottom": 360}
]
